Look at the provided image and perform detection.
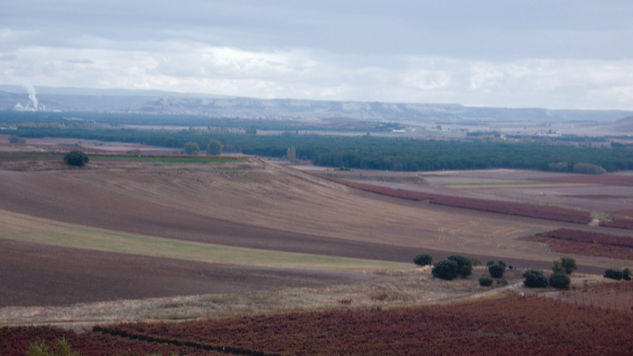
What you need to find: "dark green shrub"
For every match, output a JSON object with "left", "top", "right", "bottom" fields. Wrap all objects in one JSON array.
[
  {"left": 206, "top": 139, "right": 223, "bottom": 155},
  {"left": 488, "top": 263, "right": 506, "bottom": 278},
  {"left": 63, "top": 151, "right": 89, "bottom": 167},
  {"left": 413, "top": 254, "right": 433, "bottom": 266},
  {"left": 552, "top": 260, "right": 565, "bottom": 274},
  {"left": 447, "top": 255, "right": 472, "bottom": 277},
  {"left": 624, "top": 268, "right": 631, "bottom": 281},
  {"left": 471, "top": 257, "right": 482, "bottom": 266},
  {"left": 486, "top": 260, "right": 495, "bottom": 267},
  {"left": 523, "top": 270, "right": 548, "bottom": 288},
  {"left": 560, "top": 257, "right": 577, "bottom": 275},
  {"left": 549, "top": 273, "right": 571, "bottom": 289},
  {"left": 479, "top": 276, "right": 493, "bottom": 286},
  {"left": 604, "top": 269, "right": 624, "bottom": 280},
  {"left": 432, "top": 260, "right": 459, "bottom": 280},
  {"left": 496, "top": 278, "right": 508, "bottom": 286},
  {"left": 184, "top": 141, "right": 200, "bottom": 155}
]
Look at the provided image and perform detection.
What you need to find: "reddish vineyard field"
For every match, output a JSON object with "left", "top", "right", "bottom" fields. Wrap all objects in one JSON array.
[
  {"left": 602, "top": 217, "right": 633, "bottom": 230},
  {"left": 321, "top": 176, "right": 592, "bottom": 224},
  {"left": 540, "top": 228, "right": 633, "bottom": 248},
  {"left": 532, "top": 175, "right": 633, "bottom": 186},
  {"left": 553, "top": 281, "right": 633, "bottom": 312},
  {"left": 527, "top": 228, "right": 633, "bottom": 260},
  {"left": 0, "top": 326, "right": 222, "bottom": 356},
  {"left": 103, "top": 296, "right": 633, "bottom": 355},
  {"left": 614, "top": 209, "right": 633, "bottom": 217}
]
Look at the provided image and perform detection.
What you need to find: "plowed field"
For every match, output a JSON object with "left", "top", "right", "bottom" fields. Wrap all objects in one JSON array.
[{"left": 101, "top": 295, "right": 633, "bottom": 355}]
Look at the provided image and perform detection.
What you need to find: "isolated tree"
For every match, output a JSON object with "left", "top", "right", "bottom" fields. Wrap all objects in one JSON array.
[
  {"left": 553, "top": 257, "right": 577, "bottom": 275},
  {"left": 184, "top": 141, "right": 200, "bottom": 155},
  {"left": 413, "top": 254, "right": 432, "bottom": 266},
  {"left": 549, "top": 273, "right": 571, "bottom": 289},
  {"left": 432, "top": 260, "right": 459, "bottom": 280},
  {"left": 488, "top": 262, "right": 506, "bottom": 279},
  {"left": 63, "top": 151, "right": 89, "bottom": 167},
  {"left": 206, "top": 139, "right": 223, "bottom": 155}
]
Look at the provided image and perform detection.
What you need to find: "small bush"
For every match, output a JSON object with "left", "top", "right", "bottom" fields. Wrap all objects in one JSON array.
[
  {"left": 413, "top": 253, "right": 433, "bottom": 266},
  {"left": 549, "top": 273, "right": 571, "bottom": 289},
  {"left": 447, "top": 255, "right": 472, "bottom": 277},
  {"left": 552, "top": 260, "right": 565, "bottom": 274},
  {"left": 432, "top": 260, "right": 459, "bottom": 280},
  {"left": 479, "top": 276, "right": 493, "bottom": 286},
  {"left": 27, "top": 338, "right": 78, "bottom": 356},
  {"left": 488, "top": 263, "right": 506, "bottom": 278},
  {"left": 604, "top": 269, "right": 624, "bottom": 280},
  {"left": 184, "top": 141, "right": 200, "bottom": 155},
  {"left": 523, "top": 270, "right": 548, "bottom": 288},
  {"left": 496, "top": 278, "right": 508, "bottom": 286},
  {"left": 624, "top": 268, "right": 631, "bottom": 281},
  {"left": 206, "top": 139, "right": 223, "bottom": 155},
  {"left": 471, "top": 257, "right": 482, "bottom": 266},
  {"left": 63, "top": 151, "right": 89, "bottom": 167},
  {"left": 560, "top": 257, "right": 577, "bottom": 275},
  {"left": 486, "top": 260, "right": 495, "bottom": 267}
]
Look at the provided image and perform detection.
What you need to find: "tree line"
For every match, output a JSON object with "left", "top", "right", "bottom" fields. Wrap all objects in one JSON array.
[{"left": 12, "top": 126, "right": 633, "bottom": 172}]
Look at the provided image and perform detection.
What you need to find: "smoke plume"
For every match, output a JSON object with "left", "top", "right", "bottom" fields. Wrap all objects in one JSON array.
[{"left": 22, "top": 84, "right": 39, "bottom": 110}]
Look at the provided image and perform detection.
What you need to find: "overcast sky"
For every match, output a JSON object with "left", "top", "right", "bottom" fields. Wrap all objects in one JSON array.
[{"left": 2, "top": 0, "right": 633, "bottom": 109}]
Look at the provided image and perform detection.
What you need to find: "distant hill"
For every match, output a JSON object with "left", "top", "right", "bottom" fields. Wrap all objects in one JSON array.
[
  {"left": 613, "top": 115, "right": 633, "bottom": 130},
  {"left": 1, "top": 85, "right": 631, "bottom": 124}
]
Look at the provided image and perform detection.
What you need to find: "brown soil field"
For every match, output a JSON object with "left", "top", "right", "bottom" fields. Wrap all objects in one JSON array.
[
  {"left": 100, "top": 294, "right": 633, "bottom": 355},
  {"left": 0, "top": 134, "right": 170, "bottom": 153},
  {"left": 0, "top": 238, "right": 365, "bottom": 307},
  {"left": 0, "top": 156, "right": 585, "bottom": 266},
  {"left": 320, "top": 167, "right": 633, "bottom": 227}
]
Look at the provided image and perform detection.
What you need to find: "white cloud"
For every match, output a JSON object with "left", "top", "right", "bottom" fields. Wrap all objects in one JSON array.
[{"left": 2, "top": 39, "right": 633, "bottom": 109}]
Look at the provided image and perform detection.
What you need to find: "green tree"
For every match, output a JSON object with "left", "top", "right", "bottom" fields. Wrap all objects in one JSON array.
[
  {"left": 432, "top": 260, "right": 459, "bottom": 280},
  {"left": 63, "top": 151, "right": 89, "bottom": 167},
  {"left": 184, "top": 141, "right": 200, "bottom": 155},
  {"left": 206, "top": 139, "right": 223, "bottom": 155},
  {"left": 488, "top": 263, "right": 506, "bottom": 278},
  {"left": 413, "top": 253, "right": 432, "bottom": 266},
  {"left": 553, "top": 257, "right": 577, "bottom": 275},
  {"left": 549, "top": 273, "right": 571, "bottom": 289},
  {"left": 447, "top": 255, "right": 472, "bottom": 278},
  {"left": 523, "top": 270, "right": 548, "bottom": 288}
]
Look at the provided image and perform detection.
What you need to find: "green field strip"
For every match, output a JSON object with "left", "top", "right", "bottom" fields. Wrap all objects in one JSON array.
[
  {"left": 0, "top": 209, "right": 408, "bottom": 272},
  {"left": 90, "top": 155, "right": 241, "bottom": 163}
]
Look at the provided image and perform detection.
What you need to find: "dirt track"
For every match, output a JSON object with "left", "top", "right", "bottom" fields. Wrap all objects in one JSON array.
[{"left": 0, "top": 238, "right": 366, "bottom": 307}]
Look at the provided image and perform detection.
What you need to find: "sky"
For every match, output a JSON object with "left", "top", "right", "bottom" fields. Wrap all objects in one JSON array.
[{"left": 1, "top": 0, "right": 633, "bottom": 110}]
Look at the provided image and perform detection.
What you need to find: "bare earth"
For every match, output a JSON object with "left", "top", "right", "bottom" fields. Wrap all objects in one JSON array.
[{"left": 0, "top": 154, "right": 631, "bottom": 328}]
